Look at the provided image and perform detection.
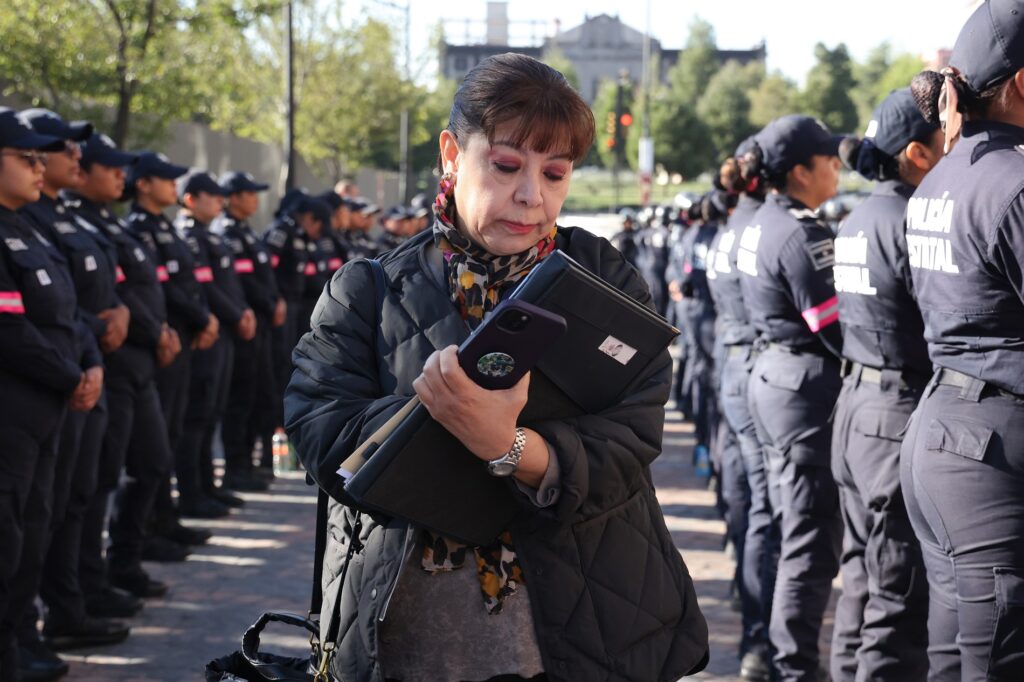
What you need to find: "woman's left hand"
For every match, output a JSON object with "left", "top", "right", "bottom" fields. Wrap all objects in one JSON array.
[{"left": 413, "top": 345, "right": 528, "bottom": 461}]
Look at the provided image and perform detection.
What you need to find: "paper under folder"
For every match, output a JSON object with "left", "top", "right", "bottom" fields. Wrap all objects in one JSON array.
[{"left": 338, "top": 250, "right": 680, "bottom": 546}]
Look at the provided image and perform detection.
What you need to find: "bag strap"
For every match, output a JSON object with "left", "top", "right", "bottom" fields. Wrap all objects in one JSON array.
[{"left": 309, "top": 257, "right": 387, "bottom": 618}]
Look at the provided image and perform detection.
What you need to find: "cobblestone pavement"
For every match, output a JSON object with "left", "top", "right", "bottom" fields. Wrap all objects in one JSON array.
[{"left": 63, "top": 409, "right": 836, "bottom": 680}]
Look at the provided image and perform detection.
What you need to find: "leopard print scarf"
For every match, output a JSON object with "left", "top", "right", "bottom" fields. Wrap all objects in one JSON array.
[{"left": 422, "top": 174, "right": 556, "bottom": 614}]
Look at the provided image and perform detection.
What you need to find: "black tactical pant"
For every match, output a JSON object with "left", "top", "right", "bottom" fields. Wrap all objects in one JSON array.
[
  {"left": 901, "top": 373, "right": 1024, "bottom": 682},
  {"left": 223, "top": 317, "right": 277, "bottom": 474},
  {"left": 153, "top": 337, "right": 194, "bottom": 524},
  {"left": 682, "top": 300, "right": 716, "bottom": 447},
  {"left": 0, "top": 399, "right": 64, "bottom": 670},
  {"left": 104, "top": 365, "right": 174, "bottom": 572},
  {"left": 749, "top": 347, "right": 842, "bottom": 681},
  {"left": 38, "top": 394, "right": 107, "bottom": 628},
  {"left": 198, "top": 335, "right": 234, "bottom": 493},
  {"left": 830, "top": 369, "right": 928, "bottom": 682},
  {"left": 721, "top": 345, "right": 778, "bottom": 660}
]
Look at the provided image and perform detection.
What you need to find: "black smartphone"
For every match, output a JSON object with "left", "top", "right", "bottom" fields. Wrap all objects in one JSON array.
[{"left": 457, "top": 300, "right": 567, "bottom": 390}]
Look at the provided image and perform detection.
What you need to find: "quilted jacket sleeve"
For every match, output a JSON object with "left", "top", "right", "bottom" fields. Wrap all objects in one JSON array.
[
  {"left": 524, "top": 234, "right": 673, "bottom": 523},
  {"left": 284, "top": 260, "right": 410, "bottom": 502}
]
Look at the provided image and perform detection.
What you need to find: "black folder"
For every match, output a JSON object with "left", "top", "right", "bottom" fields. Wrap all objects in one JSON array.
[{"left": 340, "top": 250, "right": 679, "bottom": 546}]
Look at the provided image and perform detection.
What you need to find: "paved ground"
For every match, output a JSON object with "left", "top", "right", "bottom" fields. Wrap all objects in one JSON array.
[{"left": 62, "top": 409, "right": 836, "bottom": 680}]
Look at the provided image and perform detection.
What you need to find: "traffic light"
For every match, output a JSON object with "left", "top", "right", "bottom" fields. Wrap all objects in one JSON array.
[{"left": 620, "top": 112, "right": 633, "bottom": 128}]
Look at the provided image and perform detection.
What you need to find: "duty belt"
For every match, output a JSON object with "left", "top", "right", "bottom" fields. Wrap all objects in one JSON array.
[
  {"left": 934, "top": 367, "right": 1023, "bottom": 401},
  {"left": 765, "top": 341, "right": 828, "bottom": 358},
  {"left": 727, "top": 344, "right": 754, "bottom": 359},
  {"left": 840, "top": 360, "right": 926, "bottom": 392}
]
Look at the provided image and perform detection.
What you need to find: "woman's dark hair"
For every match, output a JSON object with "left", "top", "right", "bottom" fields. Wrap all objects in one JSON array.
[
  {"left": 740, "top": 141, "right": 795, "bottom": 192},
  {"left": 446, "top": 53, "right": 595, "bottom": 165},
  {"left": 719, "top": 151, "right": 766, "bottom": 198},
  {"left": 838, "top": 137, "right": 901, "bottom": 182},
  {"left": 911, "top": 68, "right": 1014, "bottom": 124}
]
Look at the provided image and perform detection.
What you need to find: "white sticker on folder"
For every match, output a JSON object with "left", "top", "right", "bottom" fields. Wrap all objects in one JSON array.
[{"left": 598, "top": 335, "right": 636, "bottom": 365}]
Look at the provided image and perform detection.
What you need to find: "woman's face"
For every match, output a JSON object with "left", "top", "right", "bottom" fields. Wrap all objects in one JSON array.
[
  {"left": 0, "top": 148, "right": 46, "bottom": 209},
  {"left": 440, "top": 120, "right": 573, "bottom": 256},
  {"left": 789, "top": 154, "right": 840, "bottom": 210},
  {"left": 80, "top": 163, "right": 125, "bottom": 203},
  {"left": 44, "top": 142, "right": 83, "bottom": 193}
]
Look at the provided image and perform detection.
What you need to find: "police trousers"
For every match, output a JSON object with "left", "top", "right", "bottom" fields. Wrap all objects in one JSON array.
[
  {"left": 721, "top": 345, "right": 778, "bottom": 659},
  {"left": 749, "top": 347, "right": 842, "bottom": 681},
  {"left": 830, "top": 370, "right": 928, "bottom": 682},
  {"left": 223, "top": 317, "right": 277, "bottom": 474},
  {"left": 0, "top": 390, "right": 64, "bottom": 665},
  {"left": 901, "top": 374, "right": 1024, "bottom": 682}
]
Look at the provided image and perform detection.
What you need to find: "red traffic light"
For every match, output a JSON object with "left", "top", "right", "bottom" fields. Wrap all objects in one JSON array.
[
  {"left": 605, "top": 137, "right": 616, "bottom": 149},
  {"left": 620, "top": 113, "right": 633, "bottom": 127}
]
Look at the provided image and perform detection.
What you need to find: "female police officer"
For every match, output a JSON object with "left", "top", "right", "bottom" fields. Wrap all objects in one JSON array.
[
  {"left": 829, "top": 88, "right": 942, "bottom": 682},
  {"left": 903, "top": 2, "right": 1024, "bottom": 679},
  {"left": 737, "top": 114, "right": 843, "bottom": 681}
]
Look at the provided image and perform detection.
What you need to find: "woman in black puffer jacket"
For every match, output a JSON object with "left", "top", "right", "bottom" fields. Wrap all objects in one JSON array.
[{"left": 285, "top": 53, "right": 708, "bottom": 682}]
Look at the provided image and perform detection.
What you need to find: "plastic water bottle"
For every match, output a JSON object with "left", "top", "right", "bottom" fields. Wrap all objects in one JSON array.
[
  {"left": 272, "top": 429, "right": 291, "bottom": 475},
  {"left": 693, "top": 444, "right": 711, "bottom": 478}
]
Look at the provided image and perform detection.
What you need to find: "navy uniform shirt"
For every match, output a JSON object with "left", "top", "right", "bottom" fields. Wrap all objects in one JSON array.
[
  {"left": 706, "top": 194, "right": 762, "bottom": 346},
  {"left": 127, "top": 205, "right": 209, "bottom": 341},
  {"left": 336, "top": 230, "right": 380, "bottom": 261},
  {"left": 676, "top": 221, "right": 717, "bottom": 307},
  {"left": 263, "top": 215, "right": 313, "bottom": 303},
  {"left": 212, "top": 213, "right": 279, "bottom": 319},
  {"left": 317, "top": 231, "right": 345, "bottom": 276},
  {"left": 907, "top": 120, "right": 1024, "bottom": 395},
  {"left": 834, "top": 180, "right": 930, "bottom": 375},
  {"left": 175, "top": 213, "right": 247, "bottom": 330},
  {"left": 0, "top": 206, "right": 83, "bottom": 401},
  {"left": 738, "top": 192, "right": 842, "bottom": 357},
  {"left": 68, "top": 195, "right": 167, "bottom": 357},
  {"left": 22, "top": 193, "right": 120, "bottom": 344}
]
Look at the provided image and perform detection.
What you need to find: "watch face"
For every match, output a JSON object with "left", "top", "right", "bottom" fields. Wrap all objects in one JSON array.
[{"left": 488, "top": 459, "right": 517, "bottom": 477}]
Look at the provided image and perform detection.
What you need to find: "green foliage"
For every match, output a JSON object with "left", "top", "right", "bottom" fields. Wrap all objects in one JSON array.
[
  {"left": 649, "top": 87, "right": 714, "bottom": 179},
  {"left": 541, "top": 46, "right": 579, "bottom": 91},
  {"left": 749, "top": 71, "right": 800, "bottom": 128},
  {"left": 697, "top": 61, "right": 763, "bottom": 161},
  {"left": 801, "top": 42, "right": 859, "bottom": 133},
  {"left": 590, "top": 79, "right": 635, "bottom": 170},
  {"left": 670, "top": 18, "right": 719, "bottom": 98}
]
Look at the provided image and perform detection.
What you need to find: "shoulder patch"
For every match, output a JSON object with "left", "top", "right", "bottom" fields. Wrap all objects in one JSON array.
[
  {"left": 265, "top": 229, "right": 287, "bottom": 248},
  {"left": 54, "top": 221, "right": 77, "bottom": 235},
  {"left": 804, "top": 238, "right": 836, "bottom": 271},
  {"left": 4, "top": 238, "right": 27, "bottom": 251}
]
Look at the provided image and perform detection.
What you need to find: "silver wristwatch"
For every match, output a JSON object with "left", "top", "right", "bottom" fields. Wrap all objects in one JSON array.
[{"left": 487, "top": 428, "right": 527, "bottom": 477}]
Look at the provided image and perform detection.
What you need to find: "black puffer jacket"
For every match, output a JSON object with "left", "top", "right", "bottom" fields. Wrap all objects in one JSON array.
[{"left": 285, "top": 226, "right": 709, "bottom": 682}]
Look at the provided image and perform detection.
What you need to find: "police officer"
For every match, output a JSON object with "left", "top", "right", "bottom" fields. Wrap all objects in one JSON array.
[
  {"left": 708, "top": 138, "right": 776, "bottom": 682},
  {"left": 738, "top": 115, "right": 844, "bottom": 681},
  {"left": 0, "top": 109, "right": 90, "bottom": 679},
  {"left": 635, "top": 205, "right": 672, "bottom": 317},
  {"left": 18, "top": 110, "right": 132, "bottom": 662},
  {"left": 902, "top": 4, "right": 1024, "bottom": 678},
  {"left": 377, "top": 204, "right": 409, "bottom": 253},
  {"left": 213, "top": 171, "right": 283, "bottom": 489},
  {"left": 69, "top": 134, "right": 178, "bottom": 602},
  {"left": 292, "top": 196, "right": 333, "bottom": 341},
  {"left": 337, "top": 198, "right": 382, "bottom": 260},
  {"left": 175, "top": 170, "right": 254, "bottom": 515},
  {"left": 828, "top": 89, "right": 942, "bottom": 682},
  {"left": 609, "top": 208, "right": 639, "bottom": 268},
  {"left": 312, "top": 190, "right": 346, "bottom": 276}
]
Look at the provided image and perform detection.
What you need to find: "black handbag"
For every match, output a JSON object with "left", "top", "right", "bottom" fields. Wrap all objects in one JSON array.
[{"left": 206, "top": 259, "right": 385, "bottom": 681}]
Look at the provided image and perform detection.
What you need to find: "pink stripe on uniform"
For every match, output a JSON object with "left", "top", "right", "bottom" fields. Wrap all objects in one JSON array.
[
  {"left": 193, "top": 266, "right": 214, "bottom": 283},
  {"left": 0, "top": 291, "right": 25, "bottom": 314},
  {"left": 328, "top": 258, "right": 343, "bottom": 270},
  {"left": 156, "top": 266, "right": 169, "bottom": 282},
  {"left": 801, "top": 295, "right": 839, "bottom": 333},
  {"left": 234, "top": 259, "right": 254, "bottom": 274}
]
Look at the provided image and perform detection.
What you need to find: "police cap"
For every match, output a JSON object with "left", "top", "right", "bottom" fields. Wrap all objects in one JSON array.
[
  {"left": 756, "top": 115, "right": 842, "bottom": 176},
  {"left": 18, "top": 108, "right": 93, "bottom": 142},
  {"left": 295, "top": 196, "right": 333, "bottom": 227},
  {"left": 219, "top": 171, "right": 270, "bottom": 194},
  {"left": 177, "top": 169, "right": 229, "bottom": 202},
  {"left": 79, "top": 133, "right": 138, "bottom": 168},
  {"left": 0, "top": 108, "right": 64, "bottom": 151},
  {"left": 951, "top": 0, "right": 1024, "bottom": 92},
  {"left": 863, "top": 88, "right": 939, "bottom": 157},
  {"left": 129, "top": 152, "right": 188, "bottom": 184},
  {"left": 315, "top": 191, "right": 344, "bottom": 211},
  {"left": 277, "top": 188, "right": 309, "bottom": 216}
]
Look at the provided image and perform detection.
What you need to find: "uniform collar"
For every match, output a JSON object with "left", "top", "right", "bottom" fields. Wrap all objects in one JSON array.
[
  {"left": 872, "top": 180, "right": 915, "bottom": 200},
  {"left": 767, "top": 192, "right": 810, "bottom": 212}
]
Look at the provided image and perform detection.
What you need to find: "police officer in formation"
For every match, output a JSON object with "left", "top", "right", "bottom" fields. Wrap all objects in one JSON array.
[{"left": 829, "top": 88, "right": 941, "bottom": 681}]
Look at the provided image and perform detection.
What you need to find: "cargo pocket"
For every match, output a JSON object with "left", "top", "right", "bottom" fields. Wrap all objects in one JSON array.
[
  {"left": 867, "top": 512, "right": 920, "bottom": 602},
  {"left": 760, "top": 364, "right": 806, "bottom": 392},
  {"left": 925, "top": 417, "right": 995, "bottom": 462},
  {"left": 988, "top": 568, "right": 1024, "bottom": 678},
  {"left": 783, "top": 457, "right": 839, "bottom": 519}
]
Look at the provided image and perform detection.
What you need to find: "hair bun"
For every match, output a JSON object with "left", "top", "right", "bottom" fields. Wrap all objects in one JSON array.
[
  {"left": 911, "top": 70, "right": 945, "bottom": 124},
  {"left": 838, "top": 136, "right": 864, "bottom": 172}
]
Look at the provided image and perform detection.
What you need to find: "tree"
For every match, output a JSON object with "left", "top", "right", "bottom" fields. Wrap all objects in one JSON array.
[
  {"left": 697, "top": 60, "right": 763, "bottom": 159},
  {"left": 591, "top": 79, "right": 635, "bottom": 170},
  {"left": 541, "top": 46, "right": 579, "bottom": 91},
  {"left": 649, "top": 87, "right": 715, "bottom": 178},
  {"left": 749, "top": 71, "right": 800, "bottom": 128},
  {"left": 874, "top": 54, "right": 926, "bottom": 107},
  {"left": 670, "top": 18, "right": 719, "bottom": 99},
  {"left": 802, "top": 42, "right": 858, "bottom": 134},
  {"left": 851, "top": 42, "right": 892, "bottom": 132}
]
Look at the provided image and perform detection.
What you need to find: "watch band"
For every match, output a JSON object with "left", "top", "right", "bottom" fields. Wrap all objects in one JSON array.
[{"left": 487, "top": 427, "right": 527, "bottom": 476}]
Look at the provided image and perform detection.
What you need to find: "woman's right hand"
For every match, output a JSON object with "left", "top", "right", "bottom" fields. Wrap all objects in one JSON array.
[{"left": 413, "top": 345, "right": 530, "bottom": 462}]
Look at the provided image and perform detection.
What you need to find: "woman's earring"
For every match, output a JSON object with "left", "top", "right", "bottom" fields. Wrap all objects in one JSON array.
[{"left": 440, "top": 171, "right": 456, "bottom": 195}]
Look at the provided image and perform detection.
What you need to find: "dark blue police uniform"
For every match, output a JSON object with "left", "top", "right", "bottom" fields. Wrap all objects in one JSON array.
[
  {"left": 707, "top": 189, "right": 777, "bottom": 676},
  {"left": 901, "top": 118, "right": 1024, "bottom": 682},
  {"left": 212, "top": 204, "right": 280, "bottom": 485},
  {"left": 739, "top": 115, "right": 844, "bottom": 680},
  {"left": 828, "top": 88, "right": 934, "bottom": 682}
]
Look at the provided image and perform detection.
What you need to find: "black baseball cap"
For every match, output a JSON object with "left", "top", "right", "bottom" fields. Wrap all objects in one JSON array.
[
  {"left": 80, "top": 133, "right": 138, "bottom": 168},
  {"left": 0, "top": 108, "right": 64, "bottom": 151},
  {"left": 951, "top": 0, "right": 1024, "bottom": 92},
  {"left": 219, "top": 171, "right": 269, "bottom": 194},
  {"left": 276, "top": 188, "right": 309, "bottom": 216},
  {"left": 734, "top": 135, "right": 757, "bottom": 157},
  {"left": 129, "top": 152, "right": 188, "bottom": 185},
  {"left": 315, "top": 190, "right": 344, "bottom": 211},
  {"left": 18, "top": 108, "right": 93, "bottom": 142},
  {"left": 863, "top": 88, "right": 939, "bottom": 157},
  {"left": 177, "top": 170, "right": 230, "bottom": 202},
  {"left": 756, "top": 115, "right": 842, "bottom": 176}
]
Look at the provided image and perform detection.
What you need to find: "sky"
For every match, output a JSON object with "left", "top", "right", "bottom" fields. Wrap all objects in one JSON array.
[{"left": 354, "top": 0, "right": 981, "bottom": 87}]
